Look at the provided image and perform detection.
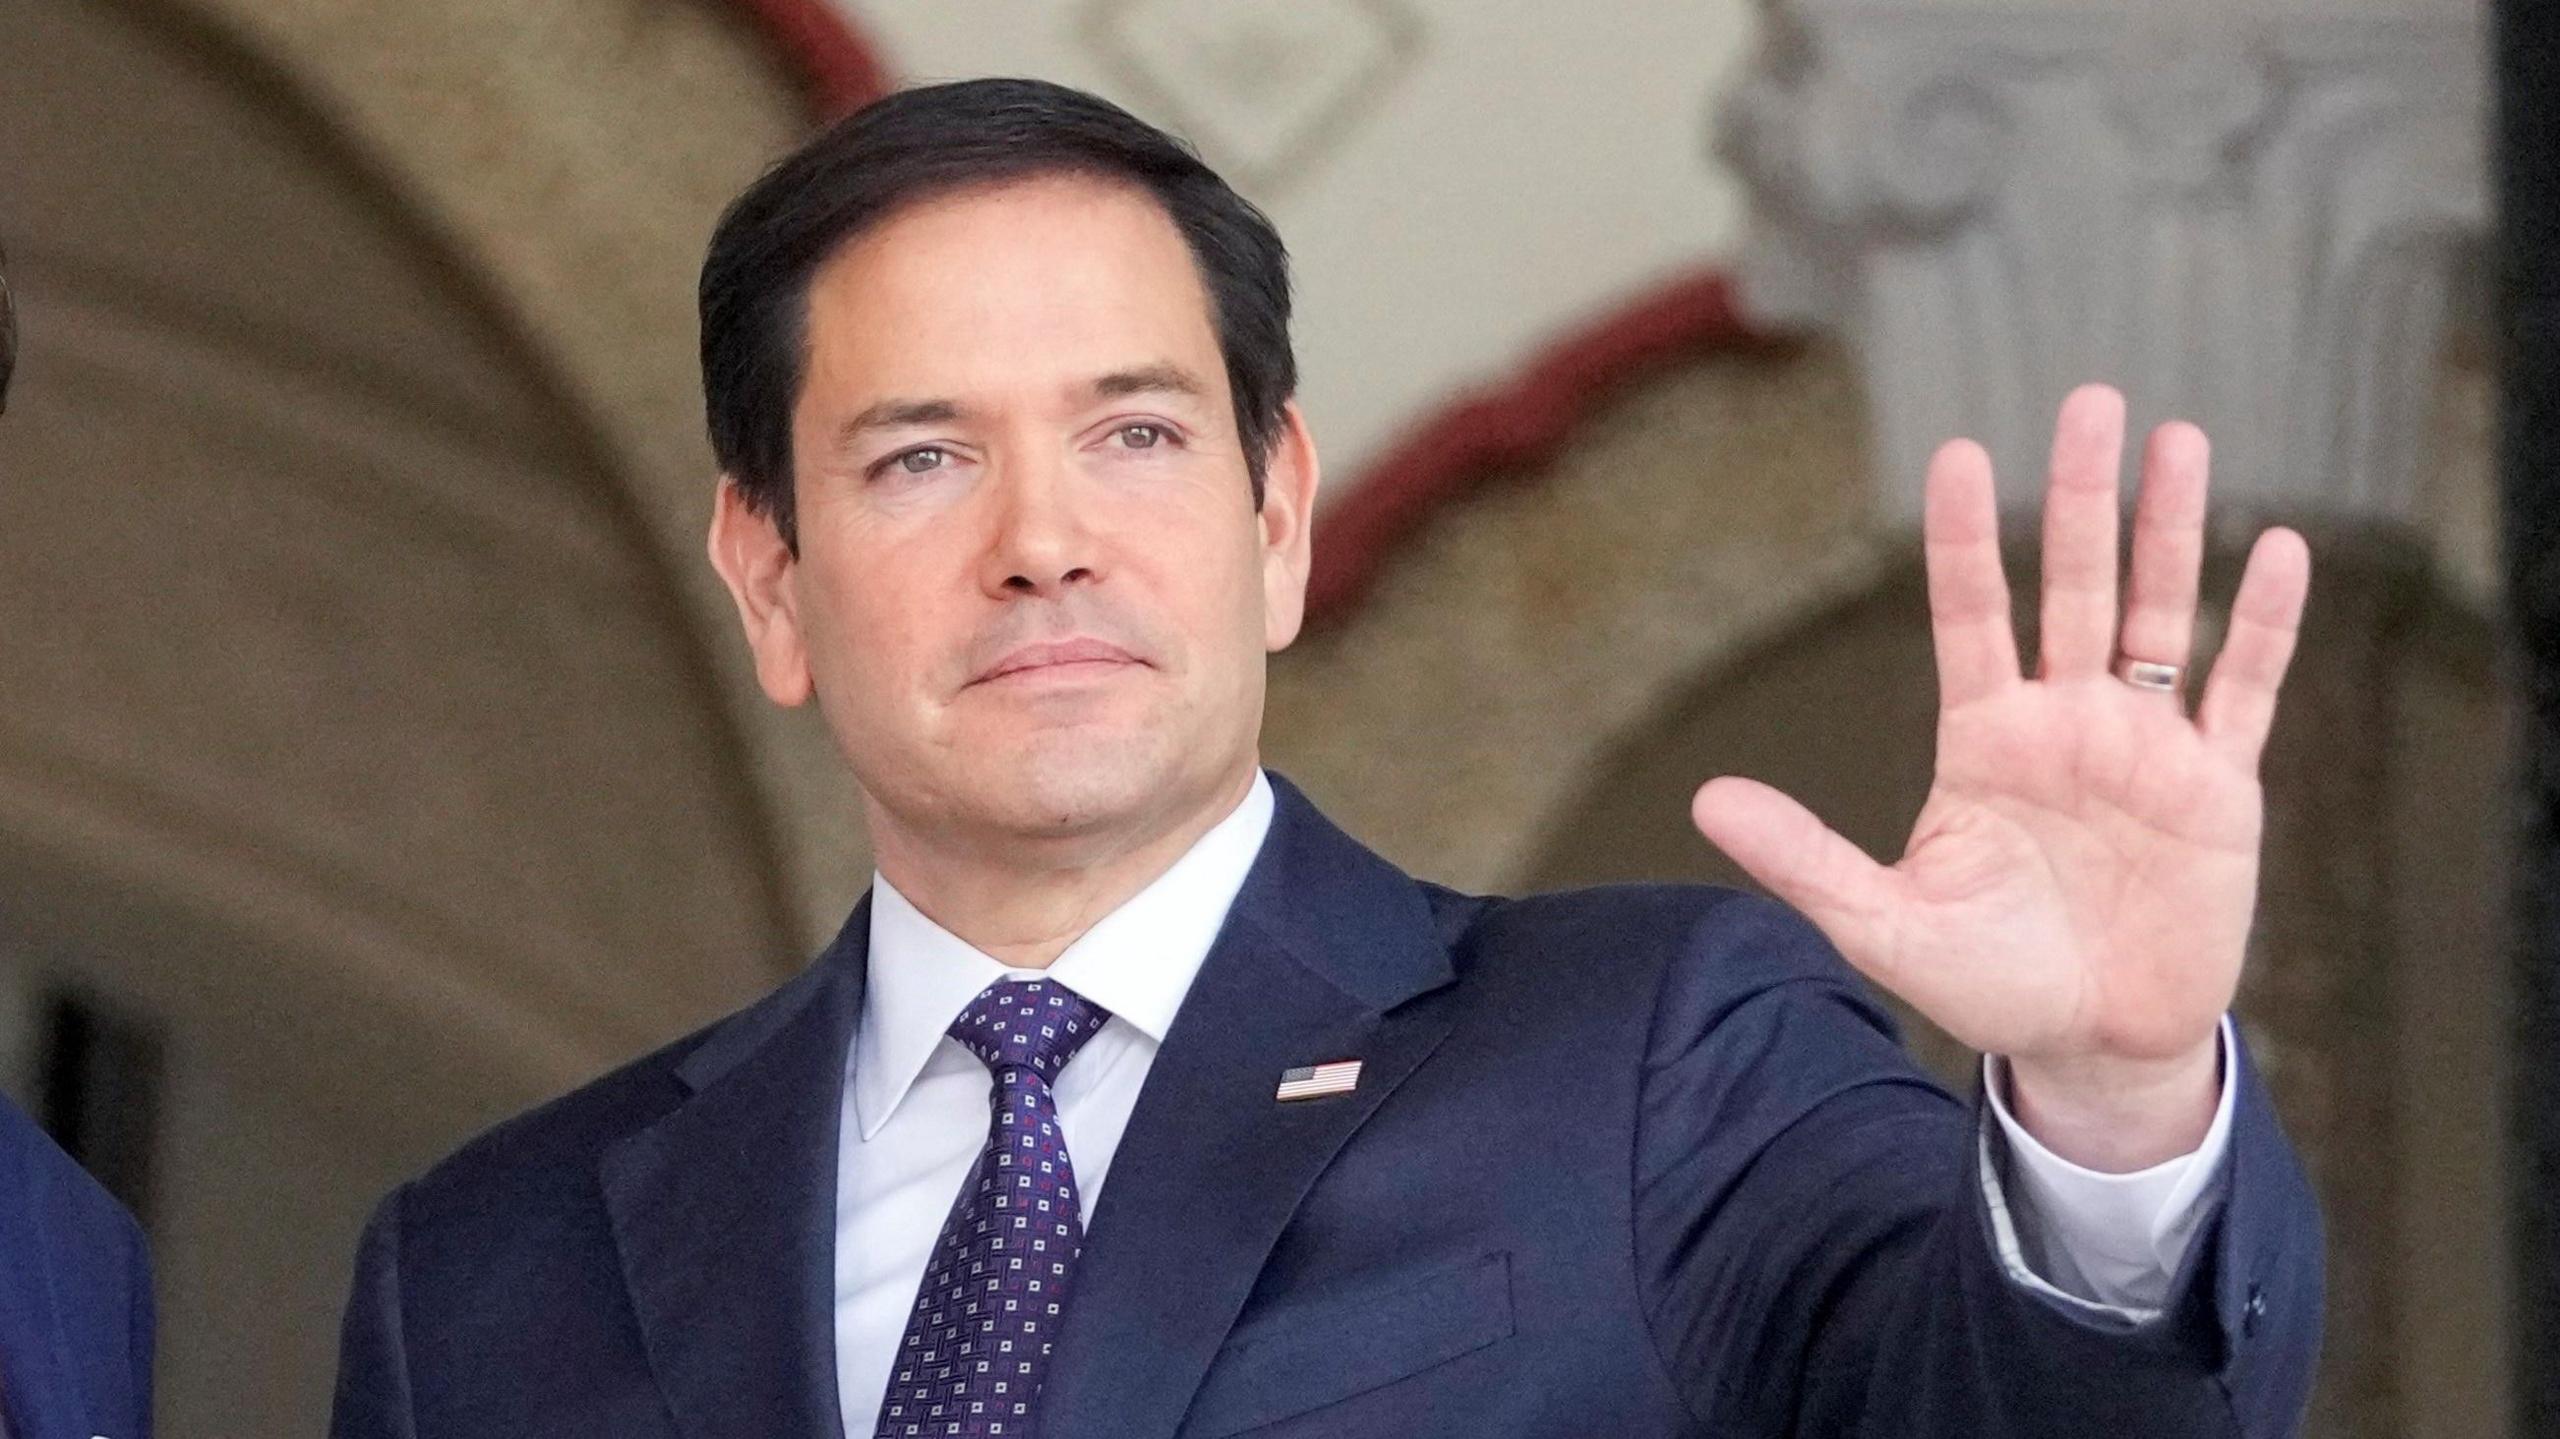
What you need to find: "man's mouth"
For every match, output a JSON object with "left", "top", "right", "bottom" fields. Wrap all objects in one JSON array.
[{"left": 972, "top": 637, "right": 1143, "bottom": 684}]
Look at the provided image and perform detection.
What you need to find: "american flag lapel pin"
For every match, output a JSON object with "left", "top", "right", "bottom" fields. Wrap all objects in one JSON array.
[{"left": 1275, "top": 1059, "right": 1362, "bottom": 1102}]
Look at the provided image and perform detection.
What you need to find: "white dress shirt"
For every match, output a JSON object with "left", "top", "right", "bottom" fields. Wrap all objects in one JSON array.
[{"left": 831, "top": 769, "right": 2236, "bottom": 1429}]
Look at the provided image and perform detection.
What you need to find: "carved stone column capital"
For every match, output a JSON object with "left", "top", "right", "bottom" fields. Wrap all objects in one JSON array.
[{"left": 1722, "top": 1, "right": 2490, "bottom": 527}]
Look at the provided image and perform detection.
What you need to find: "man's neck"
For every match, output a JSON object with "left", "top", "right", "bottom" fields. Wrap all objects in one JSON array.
[{"left": 868, "top": 766, "right": 1261, "bottom": 970}]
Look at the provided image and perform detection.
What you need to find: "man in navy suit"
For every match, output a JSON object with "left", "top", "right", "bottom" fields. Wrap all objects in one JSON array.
[
  {"left": 0, "top": 246, "right": 157, "bottom": 1439},
  {"left": 333, "top": 79, "right": 2322, "bottom": 1437}
]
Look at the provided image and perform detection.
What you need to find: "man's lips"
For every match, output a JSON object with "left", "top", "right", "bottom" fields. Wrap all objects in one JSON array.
[{"left": 972, "top": 637, "right": 1143, "bottom": 684}]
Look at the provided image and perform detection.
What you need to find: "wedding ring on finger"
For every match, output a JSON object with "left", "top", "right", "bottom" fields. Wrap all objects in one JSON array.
[{"left": 2113, "top": 656, "right": 2183, "bottom": 693}]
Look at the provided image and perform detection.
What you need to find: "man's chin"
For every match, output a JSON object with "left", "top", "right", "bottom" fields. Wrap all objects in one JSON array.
[
  {"left": 870, "top": 710, "right": 1244, "bottom": 853},
  {"left": 967, "top": 741, "right": 1179, "bottom": 840}
]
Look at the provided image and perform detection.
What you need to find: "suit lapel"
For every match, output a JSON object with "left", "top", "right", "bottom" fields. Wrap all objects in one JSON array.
[
  {"left": 1038, "top": 776, "right": 1461, "bottom": 1439},
  {"left": 601, "top": 901, "right": 871, "bottom": 1439}
]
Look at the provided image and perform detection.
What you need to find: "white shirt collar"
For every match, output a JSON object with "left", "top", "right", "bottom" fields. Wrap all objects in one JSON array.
[{"left": 852, "top": 769, "right": 1276, "bottom": 1140}]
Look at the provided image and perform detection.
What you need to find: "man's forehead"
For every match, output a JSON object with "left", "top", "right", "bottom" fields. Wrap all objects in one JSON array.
[{"left": 796, "top": 177, "right": 1225, "bottom": 421}]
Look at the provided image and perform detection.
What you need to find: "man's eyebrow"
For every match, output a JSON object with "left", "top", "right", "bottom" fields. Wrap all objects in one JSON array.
[
  {"left": 1083, "top": 364, "right": 1210, "bottom": 403},
  {"left": 831, "top": 397, "right": 968, "bottom": 449}
]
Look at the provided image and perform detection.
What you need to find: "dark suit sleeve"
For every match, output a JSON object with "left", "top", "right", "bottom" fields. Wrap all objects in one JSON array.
[
  {"left": 1632, "top": 893, "right": 2322, "bottom": 1438},
  {"left": 332, "top": 1184, "right": 421, "bottom": 1439}
]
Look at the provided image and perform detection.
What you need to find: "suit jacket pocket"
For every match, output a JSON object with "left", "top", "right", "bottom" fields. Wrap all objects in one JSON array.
[{"left": 1180, "top": 1251, "right": 1515, "bottom": 1438}]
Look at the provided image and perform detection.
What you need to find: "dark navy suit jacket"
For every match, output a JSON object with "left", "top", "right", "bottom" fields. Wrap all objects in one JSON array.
[
  {"left": 332, "top": 774, "right": 2321, "bottom": 1438},
  {"left": 0, "top": 1098, "right": 153, "bottom": 1439}
]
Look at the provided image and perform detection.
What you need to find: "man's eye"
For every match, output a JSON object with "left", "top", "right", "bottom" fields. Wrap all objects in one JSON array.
[
  {"left": 892, "top": 447, "right": 947, "bottom": 474},
  {"left": 1117, "top": 424, "right": 1166, "bottom": 450}
]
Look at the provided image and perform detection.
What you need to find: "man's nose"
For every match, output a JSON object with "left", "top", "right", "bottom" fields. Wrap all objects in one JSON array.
[{"left": 978, "top": 449, "right": 1099, "bottom": 597}]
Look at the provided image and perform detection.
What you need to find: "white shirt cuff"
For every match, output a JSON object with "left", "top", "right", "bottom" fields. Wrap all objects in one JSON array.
[{"left": 1975, "top": 1015, "right": 2238, "bottom": 1320}]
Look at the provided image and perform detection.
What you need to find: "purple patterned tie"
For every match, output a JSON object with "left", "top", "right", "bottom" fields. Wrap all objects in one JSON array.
[{"left": 874, "top": 979, "right": 1111, "bottom": 1438}]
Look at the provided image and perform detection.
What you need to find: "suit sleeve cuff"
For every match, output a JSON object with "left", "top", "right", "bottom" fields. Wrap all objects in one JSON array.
[{"left": 1977, "top": 1015, "right": 2238, "bottom": 1318}]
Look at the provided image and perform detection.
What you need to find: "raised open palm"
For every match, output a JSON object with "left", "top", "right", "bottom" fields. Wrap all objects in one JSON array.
[{"left": 1691, "top": 385, "right": 2308, "bottom": 1158}]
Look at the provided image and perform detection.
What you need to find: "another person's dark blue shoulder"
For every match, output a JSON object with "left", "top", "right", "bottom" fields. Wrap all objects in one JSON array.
[
  {"left": 0, "top": 1092, "right": 152, "bottom": 1281},
  {"left": 0, "top": 1094, "right": 156, "bottom": 1435}
]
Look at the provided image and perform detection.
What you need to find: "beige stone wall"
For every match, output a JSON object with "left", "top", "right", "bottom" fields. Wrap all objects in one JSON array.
[
  {"left": 1267, "top": 339, "right": 1894, "bottom": 891},
  {"left": 155, "top": 0, "right": 874, "bottom": 943},
  {"left": 1, "top": 1, "right": 844, "bottom": 1431}
]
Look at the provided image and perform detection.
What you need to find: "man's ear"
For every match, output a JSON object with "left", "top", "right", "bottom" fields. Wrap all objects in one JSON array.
[
  {"left": 1258, "top": 401, "right": 1322, "bottom": 653},
  {"left": 706, "top": 479, "right": 813, "bottom": 707}
]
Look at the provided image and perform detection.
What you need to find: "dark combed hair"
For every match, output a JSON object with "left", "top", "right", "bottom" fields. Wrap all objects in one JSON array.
[{"left": 700, "top": 77, "right": 1297, "bottom": 549}]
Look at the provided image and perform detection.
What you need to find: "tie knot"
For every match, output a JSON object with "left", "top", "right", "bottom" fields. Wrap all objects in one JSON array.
[{"left": 947, "top": 979, "right": 1110, "bottom": 1083}]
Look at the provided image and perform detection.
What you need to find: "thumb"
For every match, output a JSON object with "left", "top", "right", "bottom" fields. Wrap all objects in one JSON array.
[{"left": 1690, "top": 776, "right": 1903, "bottom": 972}]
